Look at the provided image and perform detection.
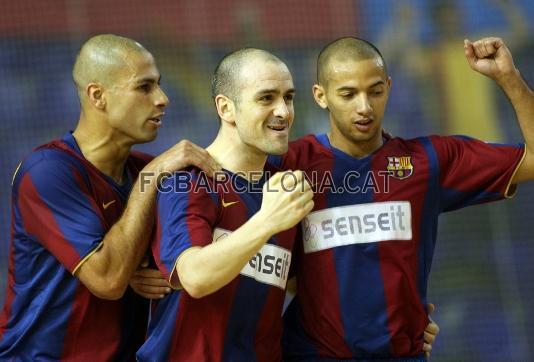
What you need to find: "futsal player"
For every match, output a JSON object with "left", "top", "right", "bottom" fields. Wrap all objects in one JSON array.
[
  {"left": 268, "top": 36, "right": 534, "bottom": 360},
  {"left": 0, "top": 34, "right": 219, "bottom": 360},
  {"left": 136, "top": 48, "right": 314, "bottom": 361}
]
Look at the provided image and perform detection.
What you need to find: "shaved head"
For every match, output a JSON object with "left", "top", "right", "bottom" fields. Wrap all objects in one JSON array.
[
  {"left": 211, "top": 48, "right": 285, "bottom": 104},
  {"left": 317, "top": 37, "right": 387, "bottom": 85},
  {"left": 72, "top": 34, "right": 150, "bottom": 102}
]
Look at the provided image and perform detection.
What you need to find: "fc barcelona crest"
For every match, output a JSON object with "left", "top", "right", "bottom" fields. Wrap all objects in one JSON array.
[{"left": 386, "top": 156, "right": 414, "bottom": 179}]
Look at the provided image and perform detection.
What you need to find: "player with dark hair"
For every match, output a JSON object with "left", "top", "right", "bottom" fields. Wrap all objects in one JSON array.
[
  {"left": 267, "top": 36, "right": 534, "bottom": 361},
  {"left": 136, "top": 48, "right": 314, "bottom": 361},
  {"left": 0, "top": 34, "right": 219, "bottom": 360}
]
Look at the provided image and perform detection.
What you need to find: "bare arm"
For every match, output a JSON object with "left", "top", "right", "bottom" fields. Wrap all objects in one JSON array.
[
  {"left": 177, "top": 171, "right": 314, "bottom": 299},
  {"left": 75, "top": 140, "right": 221, "bottom": 300},
  {"left": 465, "top": 37, "right": 534, "bottom": 183}
]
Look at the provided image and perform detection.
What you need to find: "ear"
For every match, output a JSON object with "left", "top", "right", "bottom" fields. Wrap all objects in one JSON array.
[
  {"left": 312, "top": 84, "right": 328, "bottom": 109},
  {"left": 215, "top": 94, "right": 235, "bottom": 124},
  {"left": 87, "top": 83, "right": 106, "bottom": 110}
]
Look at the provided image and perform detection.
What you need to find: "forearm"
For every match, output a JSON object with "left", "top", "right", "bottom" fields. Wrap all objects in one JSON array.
[
  {"left": 76, "top": 173, "right": 159, "bottom": 299},
  {"left": 177, "top": 214, "right": 273, "bottom": 298},
  {"left": 500, "top": 71, "right": 534, "bottom": 147},
  {"left": 499, "top": 71, "right": 534, "bottom": 181}
]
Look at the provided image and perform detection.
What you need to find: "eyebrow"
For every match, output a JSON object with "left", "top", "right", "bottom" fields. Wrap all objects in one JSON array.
[
  {"left": 254, "top": 88, "right": 295, "bottom": 96},
  {"left": 336, "top": 80, "right": 385, "bottom": 92},
  {"left": 135, "top": 75, "right": 162, "bottom": 85}
]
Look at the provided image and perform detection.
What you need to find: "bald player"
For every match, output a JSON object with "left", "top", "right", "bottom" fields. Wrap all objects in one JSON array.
[
  {"left": 137, "top": 48, "right": 314, "bottom": 361},
  {"left": 0, "top": 34, "right": 219, "bottom": 360},
  {"left": 269, "top": 36, "right": 534, "bottom": 360}
]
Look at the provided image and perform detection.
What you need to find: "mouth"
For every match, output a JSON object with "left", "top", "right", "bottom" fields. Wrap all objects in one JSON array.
[
  {"left": 148, "top": 114, "right": 164, "bottom": 127},
  {"left": 266, "top": 123, "right": 289, "bottom": 133},
  {"left": 353, "top": 118, "right": 372, "bottom": 132}
]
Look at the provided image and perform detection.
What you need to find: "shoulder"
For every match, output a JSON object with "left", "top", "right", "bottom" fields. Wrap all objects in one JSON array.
[
  {"left": 289, "top": 134, "right": 329, "bottom": 154},
  {"left": 158, "top": 167, "right": 219, "bottom": 204},
  {"left": 269, "top": 134, "right": 331, "bottom": 170},
  {"left": 156, "top": 168, "right": 220, "bottom": 223},
  {"left": 14, "top": 144, "right": 85, "bottom": 190}
]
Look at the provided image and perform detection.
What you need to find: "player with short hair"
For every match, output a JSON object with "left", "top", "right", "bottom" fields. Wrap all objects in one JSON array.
[
  {"left": 136, "top": 48, "right": 314, "bottom": 362},
  {"left": 268, "top": 36, "right": 534, "bottom": 361},
  {"left": 0, "top": 34, "right": 219, "bottom": 360}
]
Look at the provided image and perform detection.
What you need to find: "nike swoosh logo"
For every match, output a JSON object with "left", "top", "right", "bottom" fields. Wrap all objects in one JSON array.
[
  {"left": 102, "top": 200, "right": 116, "bottom": 209},
  {"left": 221, "top": 199, "right": 239, "bottom": 208}
]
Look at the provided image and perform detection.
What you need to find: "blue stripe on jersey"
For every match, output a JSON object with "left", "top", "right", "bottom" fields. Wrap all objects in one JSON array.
[
  {"left": 222, "top": 180, "right": 265, "bottom": 361},
  {"left": 416, "top": 137, "right": 440, "bottom": 305},
  {"left": 267, "top": 154, "right": 283, "bottom": 168},
  {"left": 440, "top": 187, "right": 502, "bottom": 212},
  {"left": 327, "top": 144, "right": 391, "bottom": 355},
  {"left": 141, "top": 292, "right": 182, "bottom": 361},
  {"left": 0, "top": 263, "right": 78, "bottom": 358}
]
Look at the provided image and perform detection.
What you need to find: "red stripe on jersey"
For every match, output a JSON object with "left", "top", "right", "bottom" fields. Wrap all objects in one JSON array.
[
  {"left": 0, "top": 206, "right": 17, "bottom": 342},
  {"left": 152, "top": 212, "right": 168, "bottom": 278},
  {"left": 296, "top": 143, "right": 353, "bottom": 357},
  {"left": 373, "top": 140, "right": 427, "bottom": 356},
  {"left": 168, "top": 281, "right": 240, "bottom": 360},
  {"left": 431, "top": 136, "right": 522, "bottom": 194},
  {"left": 185, "top": 189, "right": 219, "bottom": 247},
  {"left": 18, "top": 173, "right": 81, "bottom": 273},
  {"left": 61, "top": 284, "right": 122, "bottom": 360}
]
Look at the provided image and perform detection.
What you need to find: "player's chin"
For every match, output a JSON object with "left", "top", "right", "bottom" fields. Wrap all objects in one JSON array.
[
  {"left": 136, "top": 130, "right": 159, "bottom": 144},
  {"left": 267, "top": 143, "right": 289, "bottom": 155}
]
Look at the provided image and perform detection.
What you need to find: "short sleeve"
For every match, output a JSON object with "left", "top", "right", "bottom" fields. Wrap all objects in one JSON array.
[
  {"left": 14, "top": 156, "right": 105, "bottom": 273},
  {"left": 431, "top": 135, "right": 525, "bottom": 211},
  {"left": 151, "top": 172, "right": 219, "bottom": 288}
]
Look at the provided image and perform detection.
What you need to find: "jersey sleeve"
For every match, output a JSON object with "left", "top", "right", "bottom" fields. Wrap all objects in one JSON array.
[
  {"left": 14, "top": 155, "right": 105, "bottom": 274},
  {"left": 431, "top": 135, "right": 525, "bottom": 212},
  {"left": 151, "top": 172, "right": 219, "bottom": 288}
]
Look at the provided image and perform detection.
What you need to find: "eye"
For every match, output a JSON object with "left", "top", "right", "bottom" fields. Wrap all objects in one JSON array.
[
  {"left": 370, "top": 87, "right": 384, "bottom": 96},
  {"left": 259, "top": 94, "right": 273, "bottom": 102},
  {"left": 137, "top": 84, "right": 151, "bottom": 93},
  {"left": 340, "top": 93, "right": 354, "bottom": 100},
  {"left": 284, "top": 93, "right": 294, "bottom": 102}
]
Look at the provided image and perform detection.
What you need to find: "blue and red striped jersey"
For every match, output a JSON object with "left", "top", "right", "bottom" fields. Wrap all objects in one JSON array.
[
  {"left": 269, "top": 133, "right": 524, "bottom": 360},
  {"left": 0, "top": 132, "right": 152, "bottom": 361},
  {"left": 138, "top": 168, "right": 296, "bottom": 362}
]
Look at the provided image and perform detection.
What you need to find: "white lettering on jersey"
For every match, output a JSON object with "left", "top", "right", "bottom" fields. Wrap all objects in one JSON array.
[
  {"left": 301, "top": 201, "right": 412, "bottom": 253},
  {"left": 213, "top": 228, "right": 291, "bottom": 289}
]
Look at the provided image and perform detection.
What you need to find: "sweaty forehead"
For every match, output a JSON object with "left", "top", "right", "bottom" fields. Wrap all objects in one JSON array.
[
  {"left": 109, "top": 50, "right": 158, "bottom": 85},
  {"left": 326, "top": 57, "right": 386, "bottom": 85},
  {"left": 239, "top": 59, "right": 293, "bottom": 91}
]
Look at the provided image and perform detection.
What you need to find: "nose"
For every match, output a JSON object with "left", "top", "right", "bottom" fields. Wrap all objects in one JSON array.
[
  {"left": 356, "top": 93, "right": 372, "bottom": 116},
  {"left": 155, "top": 86, "right": 170, "bottom": 109},
  {"left": 273, "top": 99, "right": 290, "bottom": 119}
]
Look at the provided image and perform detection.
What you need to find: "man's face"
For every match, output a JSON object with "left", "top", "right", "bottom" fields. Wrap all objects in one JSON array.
[
  {"left": 232, "top": 60, "right": 295, "bottom": 155},
  {"left": 318, "top": 57, "right": 390, "bottom": 153},
  {"left": 104, "top": 51, "right": 169, "bottom": 144}
]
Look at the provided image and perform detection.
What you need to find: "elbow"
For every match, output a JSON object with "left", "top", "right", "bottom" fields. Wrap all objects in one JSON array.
[
  {"left": 89, "top": 279, "right": 128, "bottom": 300},
  {"left": 180, "top": 275, "right": 209, "bottom": 299},
  {"left": 178, "top": 268, "right": 211, "bottom": 299}
]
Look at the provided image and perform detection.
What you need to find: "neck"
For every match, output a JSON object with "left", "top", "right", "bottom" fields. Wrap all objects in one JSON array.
[
  {"left": 207, "top": 126, "right": 267, "bottom": 182},
  {"left": 73, "top": 114, "right": 133, "bottom": 183},
  {"left": 327, "top": 127, "right": 384, "bottom": 159}
]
